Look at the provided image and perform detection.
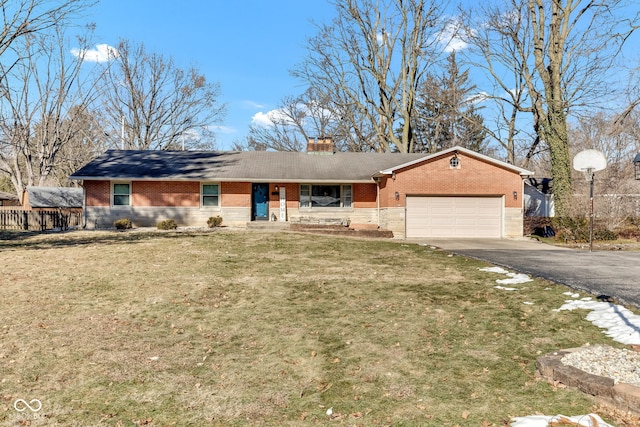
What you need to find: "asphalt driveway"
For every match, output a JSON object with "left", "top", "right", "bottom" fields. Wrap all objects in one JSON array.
[{"left": 414, "top": 238, "right": 640, "bottom": 309}]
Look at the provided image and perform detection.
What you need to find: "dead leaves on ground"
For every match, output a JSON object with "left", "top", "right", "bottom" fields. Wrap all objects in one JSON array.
[{"left": 548, "top": 415, "right": 599, "bottom": 426}]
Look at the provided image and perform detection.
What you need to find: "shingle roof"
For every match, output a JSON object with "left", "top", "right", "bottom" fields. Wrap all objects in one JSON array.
[
  {"left": 69, "top": 147, "right": 534, "bottom": 183},
  {"left": 70, "top": 150, "right": 430, "bottom": 183},
  {"left": 26, "top": 186, "right": 83, "bottom": 208},
  {"left": 0, "top": 191, "right": 18, "bottom": 201}
]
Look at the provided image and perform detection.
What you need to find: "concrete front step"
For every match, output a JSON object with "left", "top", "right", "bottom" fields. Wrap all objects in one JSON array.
[{"left": 246, "top": 221, "right": 290, "bottom": 230}]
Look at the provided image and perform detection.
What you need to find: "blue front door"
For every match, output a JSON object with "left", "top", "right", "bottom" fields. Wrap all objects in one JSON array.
[{"left": 252, "top": 183, "right": 269, "bottom": 220}]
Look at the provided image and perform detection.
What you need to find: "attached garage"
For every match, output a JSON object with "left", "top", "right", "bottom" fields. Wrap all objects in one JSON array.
[{"left": 405, "top": 196, "right": 503, "bottom": 238}]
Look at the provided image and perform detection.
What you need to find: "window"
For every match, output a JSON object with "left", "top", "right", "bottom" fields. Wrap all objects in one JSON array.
[
  {"left": 342, "top": 185, "right": 352, "bottom": 208},
  {"left": 450, "top": 156, "right": 460, "bottom": 168},
  {"left": 300, "top": 184, "right": 311, "bottom": 208},
  {"left": 299, "top": 184, "right": 352, "bottom": 208},
  {"left": 112, "top": 183, "right": 130, "bottom": 206},
  {"left": 202, "top": 184, "right": 219, "bottom": 207}
]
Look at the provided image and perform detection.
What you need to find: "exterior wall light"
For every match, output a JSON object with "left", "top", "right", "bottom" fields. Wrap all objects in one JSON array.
[
  {"left": 395, "top": 191, "right": 400, "bottom": 200},
  {"left": 513, "top": 191, "right": 517, "bottom": 200}
]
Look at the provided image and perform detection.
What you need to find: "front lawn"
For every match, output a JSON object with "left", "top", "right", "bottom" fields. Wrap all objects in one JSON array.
[{"left": 0, "top": 230, "right": 633, "bottom": 426}]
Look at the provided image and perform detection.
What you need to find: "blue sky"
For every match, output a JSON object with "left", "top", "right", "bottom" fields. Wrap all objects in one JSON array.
[
  {"left": 85, "top": 0, "right": 337, "bottom": 150},
  {"left": 80, "top": 1, "right": 639, "bottom": 154}
]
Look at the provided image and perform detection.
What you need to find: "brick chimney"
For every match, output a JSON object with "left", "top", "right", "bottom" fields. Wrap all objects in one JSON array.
[{"left": 306, "top": 137, "right": 335, "bottom": 155}]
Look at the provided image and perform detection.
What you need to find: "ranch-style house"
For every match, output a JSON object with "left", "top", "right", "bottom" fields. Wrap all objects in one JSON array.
[{"left": 70, "top": 140, "right": 533, "bottom": 239}]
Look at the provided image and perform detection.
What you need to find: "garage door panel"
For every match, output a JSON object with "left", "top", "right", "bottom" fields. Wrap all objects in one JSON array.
[{"left": 406, "top": 197, "right": 502, "bottom": 238}]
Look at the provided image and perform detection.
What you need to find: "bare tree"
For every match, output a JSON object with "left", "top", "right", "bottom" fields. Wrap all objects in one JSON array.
[
  {"left": 237, "top": 87, "right": 369, "bottom": 152},
  {"left": 462, "top": 0, "right": 639, "bottom": 217},
  {"left": 569, "top": 112, "right": 640, "bottom": 227},
  {"left": 241, "top": 89, "right": 330, "bottom": 152},
  {"left": 0, "top": 0, "right": 90, "bottom": 78},
  {"left": 0, "top": 25, "right": 97, "bottom": 197},
  {"left": 54, "top": 104, "right": 109, "bottom": 185},
  {"left": 99, "top": 39, "right": 226, "bottom": 151},
  {"left": 460, "top": 3, "right": 533, "bottom": 165},
  {"left": 294, "top": 0, "right": 450, "bottom": 153}
]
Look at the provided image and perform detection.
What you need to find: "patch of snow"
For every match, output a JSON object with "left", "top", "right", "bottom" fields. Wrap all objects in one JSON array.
[
  {"left": 495, "top": 285, "right": 518, "bottom": 291},
  {"left": 563, "top": 291, "right": 580, "bottom": 298},
  {"left": 479, "top": 267, "right": 510, "bottom": 274},
  {"left": 497, "top": 273, "right": 533, "bottom": 285},
  {"left": 511, "top": 414, "right": 612, "bottom": 427},
  {"left": 480, "top": 267, "right": 533, "bottom": 285},
  {"left": 556, "top": 298, "right": 640, "bottom": 345},
  {"left": 523, "top": 301, "right": 534, "bottom": 305}
]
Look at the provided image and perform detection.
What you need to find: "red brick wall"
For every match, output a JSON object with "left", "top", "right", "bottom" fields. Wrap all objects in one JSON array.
[
  {"left": 85, "top": 181, "right": 110, "bottom": 206},
  {"left": 132, "top": 181, "right": 200, "bottom": 206},
  {"left": 353, "top": 183, "right": 377, "bottom": 208},
  {"left": 221, "top": 182, "right": 251, "bottom": 208},
  {"left": 380, "top": 152, "right": 523, "bottom": 208},
  {"left": 268, "top": 183, "right": 300, "bottom": 210}
]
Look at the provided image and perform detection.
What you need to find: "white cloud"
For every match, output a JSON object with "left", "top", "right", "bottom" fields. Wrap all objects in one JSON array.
[
  {"left": 251, "top": 109, "right": 296, "bottom": 127},
  {"left": 251, "top": 111, "right": 276, "bottom": 127},
  {"left": 242, "top": 100, "right": 266, "bottom": 109},
  {"left": 437, "top": 19, "right": 469, "bottom": 53},
  {"left": 212, "top": 125, "right": 236, "bottom": 135},
  {"left": 466, "top": 91, "right": 489, "bottom": 104},
  {"left": 70, "top": 44, "right": 119, "bottom": 62}
]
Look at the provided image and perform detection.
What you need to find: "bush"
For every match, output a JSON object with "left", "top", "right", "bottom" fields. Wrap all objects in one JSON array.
[
  {"left": 114, "top": 218, "right": 132, "bottom": 230},
  {"left": 551, "top": 216, "right": 618, "bottom": 242},
  {"left": 157, "top": 219, "right": 178, "bottom": 230},
  {"left": 594, "top": 228, "right": 617, "bottom": 241},
  {"left": 551, "top": 216, "right": 589, "bottom": 242},
  {"left": 615, "top": 222, "right": 640, "bottom": 240},
  {"left": 207, "top": 216, "right": 223, "bottom": 228}
]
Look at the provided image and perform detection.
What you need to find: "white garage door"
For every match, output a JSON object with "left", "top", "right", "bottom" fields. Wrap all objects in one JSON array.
[{"left": 406, "top": 196, "right": 502, "bottom": 238}]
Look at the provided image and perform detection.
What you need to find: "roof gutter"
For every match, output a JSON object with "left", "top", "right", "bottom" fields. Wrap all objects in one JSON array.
[{"left": 69, "top": 177, "right": 379, "bottom": 184}]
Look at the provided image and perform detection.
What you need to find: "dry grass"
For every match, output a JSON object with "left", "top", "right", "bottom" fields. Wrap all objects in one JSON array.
[{"left": 0, "top": 229, "right": 634, "bottom": 426}]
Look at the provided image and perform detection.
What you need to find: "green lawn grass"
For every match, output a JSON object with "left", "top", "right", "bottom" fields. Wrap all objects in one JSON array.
[{"left": 0, "top": 230, "right": 631, "bottom": 426}]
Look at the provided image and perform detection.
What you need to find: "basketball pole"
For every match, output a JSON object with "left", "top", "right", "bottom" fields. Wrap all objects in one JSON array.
[
  {"left": 573, "top": 150, "right": 606, "bottom": 253},
  {"left": 589, "top": 171, "right": 594, "bottom": 252}
]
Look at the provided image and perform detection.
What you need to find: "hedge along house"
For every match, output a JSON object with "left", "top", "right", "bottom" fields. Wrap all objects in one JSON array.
[{"left": 69, "top": 141, "right": 533, "bottom": 238}]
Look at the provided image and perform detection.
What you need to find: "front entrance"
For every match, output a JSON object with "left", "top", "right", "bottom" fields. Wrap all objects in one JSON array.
[{"left": 252, "top": 183, "right": 269, "bottom": 221}]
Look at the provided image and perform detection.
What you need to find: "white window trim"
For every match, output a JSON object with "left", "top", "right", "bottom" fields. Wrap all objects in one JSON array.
[
  {"left": 299, "top": 184, "right": 353, "bottom": 209},
  {"left": 112, "top": 181, "right": 131, "bottom": 207},
  {"left": 201, "top": 182, "right": 221, "bottom": 208}
]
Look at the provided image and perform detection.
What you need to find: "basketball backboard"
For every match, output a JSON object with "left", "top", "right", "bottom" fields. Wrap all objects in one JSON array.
[{"left": 573, "top": 149, "right": 607, "bottom": 180}]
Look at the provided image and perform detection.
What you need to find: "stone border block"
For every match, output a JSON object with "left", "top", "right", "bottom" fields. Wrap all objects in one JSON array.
[
  {"left": 537, "top": 347, "right": 640, "bottom": 415},
  {"left": 613, "top": 383, "right": 640, "bottom": 412}
]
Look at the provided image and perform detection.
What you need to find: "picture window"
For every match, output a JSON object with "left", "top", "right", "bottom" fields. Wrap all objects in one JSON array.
[{"left": 299, "top": 184, "right": 352, "bottom": 208}]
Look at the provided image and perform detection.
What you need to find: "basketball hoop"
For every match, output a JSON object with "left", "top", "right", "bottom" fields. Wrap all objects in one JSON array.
[
  {"left": 572, "top": 149, "right": 607, "bottom": 252},
  {"left": 581, "top": 167, "right": 594, "bottom": 182}
]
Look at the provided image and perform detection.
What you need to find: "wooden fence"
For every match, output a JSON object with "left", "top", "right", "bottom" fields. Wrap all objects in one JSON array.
[{"left": 0, "top": 209, "right": 82, "bottom": 231}]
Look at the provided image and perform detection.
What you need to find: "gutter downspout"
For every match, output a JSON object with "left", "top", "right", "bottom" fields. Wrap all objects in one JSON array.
[
  {"left": 375, "top": 177, "right": 381, "bottom": 228},
  {"left": 81, "top": 183, "right": 87, "bottom": 229}
]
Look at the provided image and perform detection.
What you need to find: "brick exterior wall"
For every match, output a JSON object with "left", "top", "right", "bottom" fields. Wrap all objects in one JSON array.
[
  {"left": 377, "top": 152, "right": 525, "bottom": 238},
  {"left": 85, "top": 181, "right": 110, "bottom": 206},
  {"left": 353, "top": 183, "right": 377, "bottom": 208},
  {"left": 221, "top": 182, "right": 251, "bottom": 208},
  {"left": 132, "top": 181, "right": 199, "bottom": 206},
  {"left": 379, "top": 152, "right": 523, "bottom": 209}
]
